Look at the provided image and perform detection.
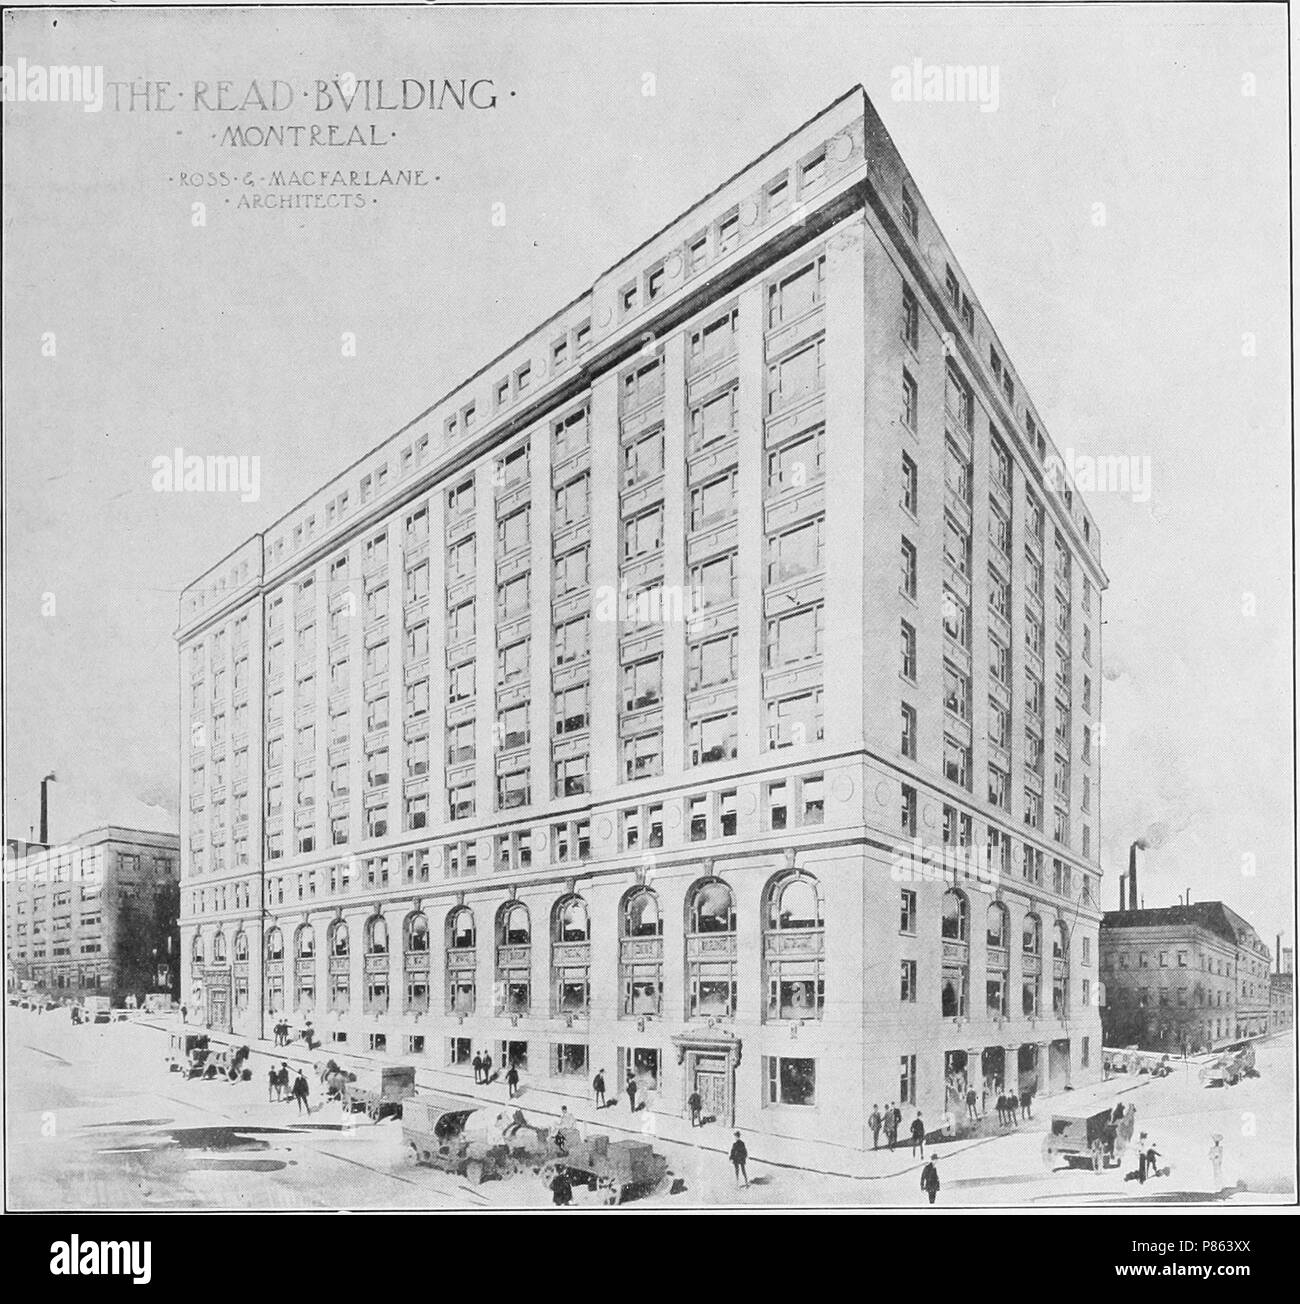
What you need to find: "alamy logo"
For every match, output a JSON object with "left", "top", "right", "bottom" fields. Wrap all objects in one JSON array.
[
  {"left": 151, "top": 447, "right": 261, "bottom": 502},
  {"left": 49, "top": 1237, "right": 152, "bottom": 1285},
  {"left": 1, "top": 58, "right": 105, "bottom": 112}
]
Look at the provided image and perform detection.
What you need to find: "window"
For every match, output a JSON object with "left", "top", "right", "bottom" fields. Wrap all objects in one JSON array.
[
  {"left": 901, "top": 284, "right": 919, "bottom": 349},
  {"left": 945, "top": 361, "right": 973, "bottom": 433},
  {"left": 901, "top": 784, "right": 917, "bottom": 836},
  {"left": 767, "top": 337, "right": 825, "bottom": 412},
  {"left": 901, "top": 703, "right": 917, "bottom": 759},
  {"left": 900, "top": 538, "right": 917, "bottom": 598},
  {"left": 944, "top": 515, "right": 971, "bottom": 576},
  {"left": 717, "top": 209, "right": 740, "bottom": 254},
  {"left": 694, "top": 551, "right": 738, "bottom": 607},
  {"left": 690, "top": 308, "right": 739, "bottom": 370},
  {"left": 690, "top": 713, "right": 738, "bottom": 765},
  {"left": 767, "top": 425, "right": 826, "bottom": 492},
  {"left": 943, "top": 586, "right": 970, "bottom": 648},
  {"left": 901, "top": 453, "right": 918, "bottom": 514},
  {"left": 690, "top": 387, "right": 738, "bottom": 450},
  {"left": 902, "top": 369, "right": 918, "bottom": 431},
  {"left": 767, "top": 604, "right": 823, "bottom": 666},
  {"left": 901, "top": 959, "right": 918, "bottom": 1003},
  {"left": 767, "top": 1057, "right": 816, "bottom": 1107},
  {"left": 766, "top": 173, "right": 789, "bottom": 218},
  {"left": 767, "top": 517, "right": 823, "bottom": 584},
  {"left": 900, "top": 889, "right": 917, "bottom": 935},
  {"left": 623, "top": 430, "right": 664, "bottom": 486},
  {"left": 623, "top": 357, "right": 664, "bottom": 410},
  {"left": 623, "top": 730, "right": 663, "bottom": 782},
  {"left": 553, "top": 545, "right": 589, "bottom": 596},
  {"left": 768, "top": 255, "right": 826, "bottom": 327},
  {"left": 688, "top": 634, "right": 736, "bottom": 691},
  {"left": 623, "top": 505, "right": 664, "bottom": 559},
  {"left": 899, "top": 1054, "right": 917, "bottom": 1106},
  {"left": 900, "top": 620, "right": 917, "bottom": 680},
  {"left": 554, "top": 472, "right": 590, "bottom": 526},
  {"left": 690, "top": 470, "right": 738, "bottom": 531},
  {"left": 767, "top": 690, "right": 824, "bottom": 749}
]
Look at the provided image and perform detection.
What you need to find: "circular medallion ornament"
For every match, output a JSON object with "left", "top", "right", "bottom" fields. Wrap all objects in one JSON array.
[
  {"left": 664, "top": 251, "right": 683, "bottom": 280},
  {"left": 831, "top": 132, "right": 854, "bottom": 163},
  {"left": 740, "top": 789, "right": 758, "bottom": 816},
  {"left": 597, "top": 304, "right": 612, "bottom": 327},
  {"left": 874, "top": 781, "right": 890, "bottom": 806},
  {"left": 740, "top": 200, "right": 759, "bottom": 227},
  {"left": 922, "top": 803, "right": 937, "bottom": 830},
  {"left": 831, "top": 771, "right": 855, "bottom": 802},
  {"left": 596, "top": 816, "right": 613, "bottom": 841}
]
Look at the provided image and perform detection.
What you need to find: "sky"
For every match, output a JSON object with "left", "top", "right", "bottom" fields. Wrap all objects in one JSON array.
[{"left": 2, "top": 4, "right": 1292, "bottom": 948}]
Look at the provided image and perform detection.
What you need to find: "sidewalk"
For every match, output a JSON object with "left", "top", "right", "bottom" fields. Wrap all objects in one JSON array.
[{"left": 145, "top": 1016, "right": 1004, "bottom": 1181}]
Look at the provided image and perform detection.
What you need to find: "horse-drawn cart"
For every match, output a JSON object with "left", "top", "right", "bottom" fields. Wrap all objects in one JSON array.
[
  {"left": 339, "top": 1064, "right": 417, "bottom": 1121},
  {"left": 539, "top": 1135, "right": 668, "bottom": 1205}
]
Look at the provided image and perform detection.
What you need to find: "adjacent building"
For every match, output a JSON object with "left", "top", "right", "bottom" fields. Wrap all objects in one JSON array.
[
  {"left": 1270, "top": 942, "right": 1293, "bottom": 1035},
  {"left": 4, "top": 827, "right": 181, "bottom": 1004},
  {"left": 1100, "top": 899, "right": 1273, "bottom": 1052},
  {"left": 176, "top": 86, "right": 1107, "bottom": 1150}
]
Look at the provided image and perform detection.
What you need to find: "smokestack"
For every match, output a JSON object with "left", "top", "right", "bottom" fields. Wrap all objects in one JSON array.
[
  {"left": 1278, "top": 935, "right": 1282, "bottom": 976},
  {"left": 1129, "top": 841, "right": 1140, "bottom": 915},
  {"left": 1119, "top": 875, "right": 1126, "bottom": 911},
  {"left": 39, "top": 773, "right": 57, "bottom": 846}
]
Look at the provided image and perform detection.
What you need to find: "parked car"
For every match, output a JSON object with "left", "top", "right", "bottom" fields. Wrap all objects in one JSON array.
[{"left": 403, "top": 1095, "right": 518, "bottom": 1184}]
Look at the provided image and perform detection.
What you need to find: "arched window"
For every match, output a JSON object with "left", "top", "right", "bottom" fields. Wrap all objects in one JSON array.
[
  {"left": 497, "top": 903, "right": 531, "bottom": 1014},
  {"left": 365, "top": 916, "right": 388, "bottom": 956},
  {"left": 985, "top": 903, "right": 1010, "bottom": 1019},
  {"left": 329, "top": 920, "right": 349, "bottom": 957},
  {"left": 234, "top": 930, "right": 248, "bottom": 961},
  {"left": 192, "top": 933, "right": 206, "bottom": 965},
  {"left": 1052, "top": 920, "right": 1070, "bottom": 1017},
  {"left": 294, "top": 925, "right": 316, "bottom": 1012},
  {"left": 763, "top": 872, "right": 825, "bottom": 1021},
  {"left": 986, "top": 902, "right": 1009, "bottom": 950},
  {"left": 1023, "top": 914, "right": 1042, "bottom": 956},
  {"left": 296, "top": 924, "right": 315, "bottom": 958},
  {"left": 448, "top": 907, "right": 475, "bottom": 950},
  {"left": 1053, "top": 921, "right": 1069, "bottom": 960},
  {"left": 622, "top": 888, "right": 662, "bottom": 938},
  {"left": 620, "top": 887, "right": 663, "bottom": 1017},
  {"left": 265, "top": 927, "right": 285, "bottom": 1014},
  {"left": 446, "top": 907, "right": 476, "bottom": 1016},
  {"left": 552, "top": 896, "right": 590, "bottom": 1016},
  {"left": 212, "top": 931, "right": 227, "bottom": 963},
  {"left": 766, "top": 874, "right": 821, "bottom": 931},
  {"left": 500, "top": 903, "right": 531, "bottom": 947},
  {"left": 688, "top": 878, "right": 735, "bottom": 935},
  {"left": 686, "top": 878, "right": 737, "bottom": 1019},
  {"left": 1021, "top": 914, "right": 1042, "bottom": 1017},
  {"left": 405, "top": 912, "right": 429, "bottom": 953},
  {"left": 941, "top": 889, "right": 969, "bottom": 942},
  {"left": 265, "top": 927, "right": 284, "bottom": 961},
  {"left": 941, "top": 890, "right": 969, "bottom": 1018},
  {"left": 553, "top": 896, "right": 589, "bottom": 943}
]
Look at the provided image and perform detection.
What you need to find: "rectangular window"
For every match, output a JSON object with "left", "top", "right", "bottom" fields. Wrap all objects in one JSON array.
[
  {"left": 766, "top": 1057, "right": 816, "bottom": 1107},
  {"left": 902, "top": 369, "right": 918, "bottom": 431},
  {"left": 767, "top": 426, "right": 826, "bottom": 492},
  {"left": 900, "top": 538, "right": 917, "bottom": 598},
  {"left": 900, "top": 889, "right": 917, "bottom": 935},
  {"left": 768, "top": 255, "right": 826, "bottom": 327},
  {"left": 901, "top": 284, "right": 919, "bottom": 349},
  {"left": 901, "top": 620, "right": 917, "bottom": 680},
  {"left": 767, "top": 517, "right": 823, "bottom": 585},
  {"left": 767, "top": 338, "right": 825, "bottom": 413},
  {"left": 901, "top": 703, "right": 917, "bottom": 759},
  {"left": 901, "top": 452, "right": 918, "bottom": 514},
  {"left": 900, "top": 960, "right": 917, "bottom": 1003}
]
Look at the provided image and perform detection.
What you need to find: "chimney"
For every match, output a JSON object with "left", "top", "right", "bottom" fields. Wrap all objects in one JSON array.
[
  {"left": 1128, "top": 842, "right": 1140, "bottom": 915},
  {"left": 1119, "top": 875, "right": 1126, "bottom": 912},
  {"left": 1277, "top": 934, "right": 1281, "bottom": 975}
]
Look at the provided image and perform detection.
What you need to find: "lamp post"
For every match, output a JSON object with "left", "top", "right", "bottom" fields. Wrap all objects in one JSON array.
[{"left": 39, "top": 773, "right": 57, "bottom": 846}]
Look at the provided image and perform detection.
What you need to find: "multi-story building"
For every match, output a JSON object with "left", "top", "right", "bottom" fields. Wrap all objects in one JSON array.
[
  {"left": 1269, "top": 943, "right": 1293, "bottom": 1035},
  {"left": 1100, "top": 901, "right": 1273, "bottom": 1051},
  {"left": 4, "top": 827, "right": 181, "bottom": 1003},
  {"left": 175, "top": 86, "right": 1107, "bottom": 1150}
]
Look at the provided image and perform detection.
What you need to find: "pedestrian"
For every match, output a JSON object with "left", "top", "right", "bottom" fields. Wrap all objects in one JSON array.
[
  {"left": 506, "top": 1064, "right": 520, "bottom": 1099},
  {"left": 868, "top": 1104, "right": 882, "bottom": 1150},
  {"left": 482, "top": 1051, "right": 494, "bottom": 1085},
  {"left": 1209, "top": 1135, "right": 1224, "bottom": 1189},
  {"left": 291, "top": 1070, "right": 311, "bottom": 1115},
  {"left": 729, "top": 1132, "right": 749, "bottom": 1188},
  {"left": 1145, "top": 1139, "right": 1162, "bottom": 1180},
  {"left": 965, "top": 1087, "right": 978, "bottom": 1122},
  {"left": 910, "top": 1112, "right": 926, "bottom": 1158},
  {"left": 920, "top": 1155, "right": 941, "bottom": 1205},
  {"left": 884, "top": 1101, "right": 899, "bottom": 1151},
  {"left": 550, "top": 1166, "right": 573, "bottom": 1207},
  {"left": 279, "top": 1062, "right": 291, "bottom": 1102},
  {"left": 593, "top": 1069, "right": 606, "bottom": 1109},
  {"left": 994, "top": 1092, "right": 1005, "bottom": 1125},
  {"left": 181, "top": 1004, "right": 188, "bottom": 1024},
  {"left": 472, "top": 1051, "right": 483, "bottom": 1084},
  {"left": 1137, "top": 1132, "right": 1150, "bottom": 1183},
  {"left": 689, "top": 1090, "right": 703, "bottom": 1128},
  {"left": 268, "top": 1066, "right": 280, "bottom": 1103},
  {"left": 1020, "top": 1088, "right": 1032, "bottom": 1121},
  {"left": 626, "top": 1075, "right": 639, "bottom": 1113},
  {"left": 304, "top": 1019, "right": 316, "bottom": 1051}
]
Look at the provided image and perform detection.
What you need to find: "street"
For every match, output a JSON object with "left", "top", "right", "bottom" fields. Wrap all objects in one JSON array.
[{"left": 6, "top": 1007, "right": 1294, "bottom": 1209}]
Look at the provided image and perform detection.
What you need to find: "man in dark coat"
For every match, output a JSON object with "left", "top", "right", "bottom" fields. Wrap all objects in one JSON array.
[
  {"left": 965, "top": 1087, "right": 979, "bottom": 1122},
  {"left": 550, "top": 1167, "right": 573, "bottom": 1207},
  {"left": 688, "top": 1090, "right": 703, "bottom": 1128},
  {"left": 593, "top": 1069, "right": 606, "bottom": 1109},
  {"left": 626, "top": 1076, "right": 639, "bottom": 1113},
  {"left": 472, "top": 1052, "right": 483, "bottom": 1084},
  {"left": 506, "top": 1064, "right": 520, "bottom": 1098},
  {"left": 291, "top": 1070, "right": 311, "bottom": 1114},
  {"left": 729, "top": 1132, "right": 749, "bottom": 1188},
  {"left": 910, "top": 1112, "right": 926, "bottom": 1157},
  {"left": 920, "top": 1155, "right": 941, "bottom": 1205}
]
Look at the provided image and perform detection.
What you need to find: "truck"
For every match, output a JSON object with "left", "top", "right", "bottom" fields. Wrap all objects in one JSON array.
[
  {"left": 86, "top": 996, "right": 113, "bottom": 1025},
  {"left": 339, "top": 1064, "right": 417, "bottom": 1121}
]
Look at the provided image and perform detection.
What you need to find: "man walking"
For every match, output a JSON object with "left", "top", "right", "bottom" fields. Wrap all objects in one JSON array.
[
  {"left": 291, "top": 1070, "right": 311, "bottom": 1115},
  {"left": 505, "top": 1063, "right": 520, "bottom": 1099},
  {"left": 1020, "top": 1087, "right": 1032, "bottom": 1121},
  {"left": 472, "top": 1051, "right": 483, "bottom": 1085},
  {"left": 884, "top": 1101, "right": 899, "bottom": 1151},
  {"left": 910, "top": 1112, "right": 926, "bottom": 1158},
  {"left": 1209, "top": 1135, "right": 1224, "bottom": 1189},
  {"left": 626, "top": 1074, "right": 639, "bottom": 1113},
  {"left": 268, "top": 1065, "right": 280, "bottom": 1103},
  {"left": 920, "top": 1155, "right": 941, "bottom": 1205},
  {"left": 481, "top": 1050, "right": 494, "bottom": 1085},
  {"left": 729, "top": 1132, "right": 749, "bottom": 1189},
  {"left": 965, "top": 1087, "right": 978, "bottom": 1122},
  {"left": 868, "top": 1104, "right": 882, "bottom": 1150},
  {"left": 593, "top": 1068, "right": 607, "bottom": 1109}
]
